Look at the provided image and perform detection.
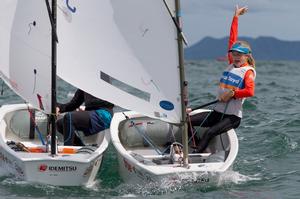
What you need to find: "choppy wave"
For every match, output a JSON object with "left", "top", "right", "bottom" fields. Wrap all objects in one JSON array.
[{"left": 1, "top": 61, "right": 300, "bottom": 198}]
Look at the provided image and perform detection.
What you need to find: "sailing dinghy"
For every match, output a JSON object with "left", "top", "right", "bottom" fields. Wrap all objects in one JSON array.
[
  {"left": 111, "top": 110, "right": 238, "bottom": 184},
  {"left": 0, "top": 104, "right": 110, "bottom": 186},
  {"left": 0, "top": 0, "right": 111, "bottom": 186},
  {"left": 107, "top": 0, "right": 239, "bottom": 184}
]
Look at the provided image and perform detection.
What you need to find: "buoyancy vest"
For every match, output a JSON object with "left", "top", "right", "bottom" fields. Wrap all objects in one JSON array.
[{"left": 214, "top": 64, "right": 256, "bottom": 118}]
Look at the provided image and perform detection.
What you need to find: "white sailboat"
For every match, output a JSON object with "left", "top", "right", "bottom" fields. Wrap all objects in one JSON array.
[
  {"left": 0, "top": 0, "right": 238, "bottom": 186},
  {"left": 0, "top": 0, "right": 110, "bottom": 186},
  {"left": 106, "top": 0, "right": 239, "bottom": 185}
]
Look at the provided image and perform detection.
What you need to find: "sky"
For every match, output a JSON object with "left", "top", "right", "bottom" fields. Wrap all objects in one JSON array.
[{"left": 181, "top": 0, "right": 300, "bottom": 45}]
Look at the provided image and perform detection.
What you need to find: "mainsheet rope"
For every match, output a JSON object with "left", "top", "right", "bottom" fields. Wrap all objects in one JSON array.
[
  {"left": 187, "top": 101, "right": 230, "bottom": 145},
  {"left": 26, "top": 104, "right": 46, "bottom": 145}
]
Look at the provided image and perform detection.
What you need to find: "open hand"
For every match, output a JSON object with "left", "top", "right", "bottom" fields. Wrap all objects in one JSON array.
[
  {"left": 186, "top": 107, "right": 192, "bottom": 114},
  {"left": 219, "top": 90, "right": 234, "bottom": 102},
  {"left": 235, "top": 5, "right": 248, "bottom": 17}
]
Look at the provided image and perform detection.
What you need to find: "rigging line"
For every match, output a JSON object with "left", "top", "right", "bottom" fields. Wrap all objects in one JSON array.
[
  {"left": 131, "top": 120, "right": 162, "bottom": 155},
  {"left": 187, "top": 115, "right": 197, "bottom": 147},
  {"left": 26, "top": 105, "right": 46, "bottom": 145},
  {"left": 162, "top": 0, "right": 188, "bottom": 46},
  {"left": 122, "top": 112, "right": 163, "bottom": 155},
  {"left": 45, "top": 0, "right": 59, "bottom": 43},
  {"left": 189, "top": 102, "right": 229, "bottom": 151},
  {"left": 1, "top": 81, "right": 4, "bottom": 95},
  {"left": 161, "top": 124, "right": 178, "bottom": 154},
  {"left": 191, "top": 100, "right": 219, "bottom": 111},
  {"left": 187, "top": 103, "right": 218, "bottom": 144}
]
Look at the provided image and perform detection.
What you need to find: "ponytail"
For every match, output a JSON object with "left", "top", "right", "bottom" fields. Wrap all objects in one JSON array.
[{"left": 247, "top": 54, "right": 256, "bottom": 68}]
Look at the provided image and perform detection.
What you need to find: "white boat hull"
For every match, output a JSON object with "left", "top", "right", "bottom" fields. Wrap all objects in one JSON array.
[
  {"left": 111, "top": 111, "right": 239, "bottom": 185},
  {"left": 115, "top": 151, "right": 221, "bottom": 185},
  {"left": 0, "top": 104, "right": 110, "bottom": 186}
]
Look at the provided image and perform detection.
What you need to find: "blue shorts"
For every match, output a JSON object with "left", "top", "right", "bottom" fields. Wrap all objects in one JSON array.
[{"left": 88, "top": 109, "right": 112, "bottom": 135}]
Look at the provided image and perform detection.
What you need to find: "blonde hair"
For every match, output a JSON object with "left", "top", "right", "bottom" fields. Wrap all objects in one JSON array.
[{"left": 235, "top": 40, "right": 256, "bottom": 68}]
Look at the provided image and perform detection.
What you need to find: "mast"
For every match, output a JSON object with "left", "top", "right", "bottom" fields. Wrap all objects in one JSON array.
[
  {"left": 50, "top": 0, "right": 57, "bottom": 155},
  {"left": 175, "top": 0, "right": 189, "bottom": 166}
]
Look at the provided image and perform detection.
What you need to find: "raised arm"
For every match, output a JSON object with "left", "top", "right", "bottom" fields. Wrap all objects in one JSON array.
[{"left": 228, "top": 5, "right": 248, "bottom": 64}]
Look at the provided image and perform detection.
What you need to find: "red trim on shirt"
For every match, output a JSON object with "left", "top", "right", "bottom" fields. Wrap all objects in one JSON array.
[
  {"left": 228, "top": 16, "right": 238, "bottom": 64},
  {"left": 233, "top": 69, "right": 255, "bottom": 98}
]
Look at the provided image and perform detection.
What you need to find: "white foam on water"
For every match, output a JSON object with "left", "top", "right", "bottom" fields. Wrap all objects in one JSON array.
[
  {"left": 83, "top": 179, "right": 100, "bottom": 191},
  {"left": 217, "top": 170, "right": 261, "bottom": 186},
  {"left": 67, "top": 91, "right": 75, "bottom": 99},
  {"left": 120, "top": 194, "right": 137, "bottom": 198},
  {"left": 289, "top": 140, "right": 298, "bottom": 150}
]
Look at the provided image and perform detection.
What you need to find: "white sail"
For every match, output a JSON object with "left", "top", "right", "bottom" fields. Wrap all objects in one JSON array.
[
  {"left": 57, "top": 0, "right": 181, "bottom": 123},
  {"left": 0, "top": 0, "right": 52, "bottom": 113}
]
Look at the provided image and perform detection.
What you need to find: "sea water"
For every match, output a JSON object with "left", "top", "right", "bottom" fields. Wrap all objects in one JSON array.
[{"left": 0, "top": 60, "right": 299, "bottom": 198}]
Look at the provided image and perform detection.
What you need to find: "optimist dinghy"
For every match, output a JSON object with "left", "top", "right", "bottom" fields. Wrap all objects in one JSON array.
[
  {"left": 0, "top": 104, "right": 110, "bottom": 186},
  {"left": 111, "top": 110, "right": 238, "bottom": 185},
  {"left": 0, "top": 0, "right": 114, "bottom": 186},
  {"left": 106, "top": 0, "right": 239, "bottom": 185}
]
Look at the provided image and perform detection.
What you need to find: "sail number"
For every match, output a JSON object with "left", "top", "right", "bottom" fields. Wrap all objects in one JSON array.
[{"left": 66, "top": 0, "right": 76, "bottom": 13}]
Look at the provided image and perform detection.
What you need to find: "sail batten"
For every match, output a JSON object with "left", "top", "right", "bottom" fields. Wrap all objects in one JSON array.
[
  {"left": 57, "top": 0, "right": 181, "bottom": 123},
  {"left": 100, "top": 71, "right": 151, "bottom": 102}
]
